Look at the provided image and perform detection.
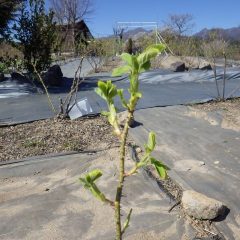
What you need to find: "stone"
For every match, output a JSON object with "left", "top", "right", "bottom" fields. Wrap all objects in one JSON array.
[
  {"left": 172, "top": 62, "right": 187, "bottom": 72},
  {"left": 0, "top": 72, "right": 4, "bottom": 82},
  {"left": 11, "top": 71, "right": 26, "bottom": 81},
  {"left": 182, "top": 190, "right": 226, "bottom": 220},
  {"left": 199, "top": 161, "right": 205, "bottom": 166},
  {"left": 200, "top": 64, "right": 212, "bottom": 70},
  {"left": 44, "top": 65, "right": 63, "bottom": 86},
  {"left": 135, "top": 147, "right": 142, "bottom": 153}
]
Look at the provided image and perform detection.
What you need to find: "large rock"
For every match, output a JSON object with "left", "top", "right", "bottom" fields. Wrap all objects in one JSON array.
[
  {"left": 11, "top": 71, "right": 26, "bottom": 81},
  {"left": 44, "top": 65, "right": 63, "bottom": 86},
  {"left": 200, "top": 64, "right": 212, "bottom": 70},
  {"left": 0, "top": 72, "right": 4, "bottom": 82},
  {"left": 182, "top": 190, "right": 226, "bottom": 220},
  {"left": 172, "top": 62, "right": 187, "bottom": 72}
]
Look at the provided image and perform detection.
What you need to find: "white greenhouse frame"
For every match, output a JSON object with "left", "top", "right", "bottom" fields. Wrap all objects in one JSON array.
[{"left": 116, "top": 21, "right": 174, "bottom": 55}]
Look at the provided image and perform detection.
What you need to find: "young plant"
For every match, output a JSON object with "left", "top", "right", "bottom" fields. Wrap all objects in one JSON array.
[{"left": 79, "top": 44, "right": 168, "bottom": 240}]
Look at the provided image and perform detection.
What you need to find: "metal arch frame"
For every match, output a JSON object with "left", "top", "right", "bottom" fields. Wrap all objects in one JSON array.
[
  {"left": 116, "top": 21, "right": 174, "bottom": 55},
  {"left": 116, "top": 22, "right": 159, "bottom": 45}
]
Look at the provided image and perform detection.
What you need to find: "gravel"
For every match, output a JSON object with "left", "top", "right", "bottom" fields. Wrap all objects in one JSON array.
[{"left": 0, "top": 116, "right": 118, "bottom": 162}]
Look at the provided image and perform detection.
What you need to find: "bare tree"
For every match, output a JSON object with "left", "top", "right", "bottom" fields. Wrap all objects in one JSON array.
[
  {"left": 58, "top": 57, "right": 85, "bottom": 118},
  {"left": 113, "top": 26, "right": 125, "bottom": 55},
  {"left": 50, "top": 0, "right": 93, "bottom": 53},
  {"left": 164, "top": 14, "right": 194, "bottom": 36},
  {"left": 202, "top": 35, "right": 229, "bottom": 100},
  {"left": 51, "top": 0, "right": 93, "bottom": 24},
  {"left": 86, "top": 39, "right": 108, "bottom": 73}
]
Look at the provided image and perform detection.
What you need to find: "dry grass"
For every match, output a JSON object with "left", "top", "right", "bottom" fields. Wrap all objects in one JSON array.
[{"left": 0, "top": 42, "right": 23, "bottom": 59}]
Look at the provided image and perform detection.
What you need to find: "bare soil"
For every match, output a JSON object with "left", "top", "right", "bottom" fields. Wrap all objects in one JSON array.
[{"left": 0, "top": 116, "right": 118, "bottom": 162}]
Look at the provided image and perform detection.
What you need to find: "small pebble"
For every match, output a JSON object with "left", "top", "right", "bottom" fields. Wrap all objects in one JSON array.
[
  {"left": 199, "top": 161, "right": 205, "bottom": 166},
  {"left": 214, "top": 161, "right": 220, "bottom": 165},
  {"left": 45, "top": 188, "right": 50, "bottom": 192},
  {"left": 135, "top": 147, "right": 142, "bottom": 153}
]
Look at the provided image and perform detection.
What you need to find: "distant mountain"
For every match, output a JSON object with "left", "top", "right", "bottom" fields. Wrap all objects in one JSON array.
[
  {"left": 105, "top": 27, "right": 152, "bottom": 40},
  {"left": 195, "top": 27, "right": 240, "bottom": 41},
  {"left": 122, "top": 27, "right": 152, "bottom": 40}
]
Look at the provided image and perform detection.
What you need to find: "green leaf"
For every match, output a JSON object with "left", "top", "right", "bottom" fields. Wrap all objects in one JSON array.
[
  {"left": 95, "top": 87, "right": 106, "bottom": 101},
  {"left": 117, "top": 89, "right": 128, "bottom": 108},
  {"left": 112, "top": 65, "right": 132, "bottom": 77},
  {"left": 144, "top": 131, "right": 156, "bottom": 153},
  {"left": 120, "top": 53, "right": 139, "bottom": 72},
  {"left": 101, "top": 111, "right": 110, "bottom": 117},
  {"left": 87, "top": 169, "right": 103, "bottom": 182},
  {"left": 79, "top": 177, "right": 91, "bottom": 188},
  {"left": 137, "top": 44, "right": 165, "bottom": 71},
  {"left": 135, "top": 91, "right": 142, "bottom": 99},
  {"left": 129, "top": 74, "right": 139, "bottom": 94},
  {"left": 121, "top": 53, "right": 133, "bottom": 65},
  {"left": 107, "top": 103, "right": 121, "bottom": 135},
  {"left": 107, "top": 82, "right": 118, "bottom": 99},
  {"left": 79, "top": 169, "right": 107, "bottom": 202},
  {"left": 95, "top": 81, "right": 107, "bottom": 101},
  {"left": 151, "top": 158, "right": 168, "bottom": 180},
  {"left": 148, "top": 132, "right": 156, "bottom": 151},
  {"left": 95, "top": 80, "right": 118, "bottom": 103},
  {"left": 122, "top": 208, "right": 133, "bottom": 234},
  {"left": 108, "top": 103, "right": 117, "bottom": 122},
  {"left": 139, "top": 60, "right": 151, "bottom": 72},
  {"left": 80, "top": 169, "right": 103, "bottom": 184}
]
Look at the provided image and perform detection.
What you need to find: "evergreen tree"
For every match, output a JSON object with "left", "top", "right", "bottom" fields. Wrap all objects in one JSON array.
[
  {"left": 0, "top": 0, "right": 23, "bottom": 39},
  {"left": 14, "top": 0, "right": 57, "bottom": 72}
]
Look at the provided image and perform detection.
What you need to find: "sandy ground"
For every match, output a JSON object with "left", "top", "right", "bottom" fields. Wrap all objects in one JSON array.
[
  {"left": 130, "top": 104, "right": 240, "bottom": 240},
  {"left": 186, "top": 98, "right": 240, "bottom": 132},
  {"left": 0, "top": 148, "right": 197, "bottom": 240}
]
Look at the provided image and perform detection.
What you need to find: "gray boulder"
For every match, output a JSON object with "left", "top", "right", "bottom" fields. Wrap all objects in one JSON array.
[
  {"left": 182, "top": 190, "right": 226, "bottom": 220},
  {"left": 0, "top": 72, "right": 4, "bottom": 82},
  {"left": 172, "top": 62, "right": 187, "bottom": 72},
  {"left": 200, "top": 64, "right": 212, "bottom": 70},
  {"left": 44, "top": 65, "right": 63, "bottom": 86},
  {"left": 11, "top": 71, "right": 26, "bottom": 81}
]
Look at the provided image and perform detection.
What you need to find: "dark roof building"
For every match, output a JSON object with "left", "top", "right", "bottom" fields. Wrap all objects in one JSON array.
[{"left": 57, "top": 20, "right": 93, "bottom": 53}]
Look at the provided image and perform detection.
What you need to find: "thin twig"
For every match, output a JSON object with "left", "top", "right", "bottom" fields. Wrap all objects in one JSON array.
[
  {"left": 57, "top": 57, "right": 85, "bottom": 118},
  {"left": 32, "top": 63, "right": 56, "bottom": 114},
  {"left": 168, "top": 200, "right": 181, "bottom": 213}
]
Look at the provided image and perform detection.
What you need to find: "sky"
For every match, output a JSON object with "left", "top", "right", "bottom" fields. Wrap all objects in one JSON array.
[{"left": 46, "top": 0, "right": 240, "bottom": 37}]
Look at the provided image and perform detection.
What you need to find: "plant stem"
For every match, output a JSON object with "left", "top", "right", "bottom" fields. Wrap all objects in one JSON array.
[
  {"left": 125, "top": 166, "right": 138, "bottom": 177},
  {"left": 115, "top": 111, "right": 133, "bottom": 240},
  {"left": 213, "top": 59, "right": 220, "bottom": 99},
  {"left": 222, "top": 53, "right": 227, "bottom": 100},
  {"left": 33, "top": 64, "right": 56, "bottom": 114}
]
